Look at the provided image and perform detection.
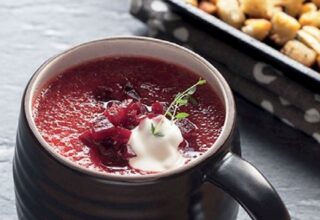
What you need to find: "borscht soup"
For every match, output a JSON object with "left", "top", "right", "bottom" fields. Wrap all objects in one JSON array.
[{"left": 32, "top": 56, "right": 225, "bottom": 175}]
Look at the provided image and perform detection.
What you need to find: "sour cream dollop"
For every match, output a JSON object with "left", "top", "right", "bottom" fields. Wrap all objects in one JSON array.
[{"left": 128, "top": 115, "right": 185, "bottom": 172}]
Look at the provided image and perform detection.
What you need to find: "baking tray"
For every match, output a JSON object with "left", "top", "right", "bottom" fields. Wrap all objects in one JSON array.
[{"left": 166, "top": 0, "right": 320, "bottom": 93}]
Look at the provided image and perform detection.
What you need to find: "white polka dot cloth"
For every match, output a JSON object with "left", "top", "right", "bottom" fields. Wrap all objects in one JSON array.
[{"left": 130, "top": 0, "right": 320, "bottom": 144}]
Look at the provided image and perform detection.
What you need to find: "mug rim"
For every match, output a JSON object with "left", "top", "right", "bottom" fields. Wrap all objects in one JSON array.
[{"left": 24, "top": 36, "right": 236, "bottom": 182}]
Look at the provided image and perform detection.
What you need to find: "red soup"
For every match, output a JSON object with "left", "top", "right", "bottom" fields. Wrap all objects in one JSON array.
[{"left": 33, "top": 56, "right": 225, "bottom": 175}]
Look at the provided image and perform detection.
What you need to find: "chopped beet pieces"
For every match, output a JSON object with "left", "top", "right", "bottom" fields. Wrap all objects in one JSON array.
[
  {"left": 147, "top": 113, "right": 157, "bottom": 119},
  {"left": 93, "top": 80, "right": 141, "bottom": 102},
  {"left": 124, "top": 101, "right": 147, "bottom": 129},
  {"left": 79, "top": 130, "right": 96, "bottom": 149},
  {"left": 176, "top": 118, "right": 197, "bottom": 138},
  {"left": 93, "top": 127, "right": 131, "bottom": 143},
  {"left": 103, "top": 103, "right": 128, "bottom": 127},
  {"left": 79, "top": 126, "right": 133, "bottom": 167},
  {"left": 79, "top": 99, "right": 149, "bottom": 167},
  {"left": 92, "top": 116, "right": 114, "bottom": 132},
  {"left": 79, "top": 99, "right": 187, "bottom": 167},
  {"left": 104, "top": 99, "right": 148, "bottom": 129},
  {"left": 151, "top": 101, "right": 164, "bottom": 114},
  {"left": 175, "top": 118, "right": 199, "bottom": 149},
  {"left": 98, "top": 143, "right": 133, "bottom": 167}
]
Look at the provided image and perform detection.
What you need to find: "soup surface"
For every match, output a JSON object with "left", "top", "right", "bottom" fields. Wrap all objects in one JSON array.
[{"left": 33, "top": 56, "right": 225, "bottom": 175}]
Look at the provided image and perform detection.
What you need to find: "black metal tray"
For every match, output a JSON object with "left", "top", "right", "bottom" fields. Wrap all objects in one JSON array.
[{"left": 166, "top": 0, "right": 320, "bottom": 93}]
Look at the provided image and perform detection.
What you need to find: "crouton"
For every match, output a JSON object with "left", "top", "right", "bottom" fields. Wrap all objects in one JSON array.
[
  {"left": 199, "top": 1, "right": 217, "bottom": 14},
  {"left": 185, "top": 0, "right": 198, "bottom": 7},
  {"left": 282, "top": 0, "right": 304, "bottom": 17},
  {"left": 302, "top": 26, "right": 320, "bottom": 41},
  {"left": 297, "top": 30, "right": 320, "bottom": 54},
  {"left": 270, "top": 12, "right": 301, "bottom": 45},
  {"left": 216, "top": 0, "right": 245, "bottom": 28},
  {"left": 299, "top": 11, "right": 320, "bottom": 28},
  {"left": 281, "top": 40, "right": 317, "bottom": 67},
  {"left": 240, "top": 0, "right": 271, "bottom": 18},
  {"left": 300, "top": 3, "right": 318, "bottom": 15},
  {"left": 241, "top": 19, "right": 272, "bottom": 40}
]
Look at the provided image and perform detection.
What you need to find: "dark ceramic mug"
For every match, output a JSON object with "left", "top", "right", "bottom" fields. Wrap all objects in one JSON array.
[{"left": 14, "top": 37, "right": 290, "bottom": 220}]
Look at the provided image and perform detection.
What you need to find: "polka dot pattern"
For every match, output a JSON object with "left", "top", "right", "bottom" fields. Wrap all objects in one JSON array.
[
  {"left": 313, "top": 133, "right": 320, "bottom": 144},
  {"left": 173, "top": 27, "right": 189, "bottom": 42},
  {"left": 253, "top": 63, "right": 277, "bottom": 84},
  {"left": 151, "top": 0, "right": 168, "bottom": 12},
  {"left": 261, "top": 100, "right": 274, "bottom": 113},
  {"left": 304, "top": 108, "right": 320, "bottom": 123}
]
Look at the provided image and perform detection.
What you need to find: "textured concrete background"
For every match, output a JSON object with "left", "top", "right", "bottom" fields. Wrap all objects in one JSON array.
[{"left": 0, "top": 0, "right": 319, "bottom": 219}]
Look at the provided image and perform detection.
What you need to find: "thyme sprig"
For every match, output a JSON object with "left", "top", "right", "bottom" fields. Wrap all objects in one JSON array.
[
  {"left": 150, "top": 78, "right": 206, "bottom": 138},
  {"left": 164, "top": 78, "right": 206, "bottom": 121}
]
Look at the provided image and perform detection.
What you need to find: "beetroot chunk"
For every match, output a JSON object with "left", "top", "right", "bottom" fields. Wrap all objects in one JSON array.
[
  {"left": 176, "top": 118, "right": 198, "bottom": 149},
  {"left": 104, "top": 103, "right": 127, "bottom": 126},
  {"left": 92, "top": 127, "right": 131, "bottom": 143},
  {"left": 124, "top": 101, "right": 146, "bottom": 129},
  {"left": 79, "top": 126, "right": 133, "bottom": 167},
  {"left": 79, "top": 130, "right": 96, "bottom": 149},
  {"left": 97, "top": 141, "right": 134, "bottom": 166},
  {"left": 79, "top": 99, "right": 170, "bottom": 167},
  {"left": 104, "top": 99, "right": 146, "bottom": 129},
  {"left": 175, "top": 118, "right": 197, "bottom": 138},
  {"left": 151, "top": 101, "right": 164, "bottom": 114}
]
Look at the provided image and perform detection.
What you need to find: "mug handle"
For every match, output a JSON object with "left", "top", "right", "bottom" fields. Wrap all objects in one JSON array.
[{"left": 205, "top": 152, "right": 291, "bottom": 220}]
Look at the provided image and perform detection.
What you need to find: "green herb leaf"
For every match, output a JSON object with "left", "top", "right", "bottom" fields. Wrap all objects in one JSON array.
[
  {"left": 198, "top": 79, "right": 206, "bottom": 85},
  {"left": 151, "top": 123, "right": 156, "bottom": 134},
  {"left": 176, "top": 98, "right": 188, "bottom": 106},
  {"left": 188, "top": 86, "right": 197, "bottom": 95},
  {"left": 164, "top": 78, "right": 206, "bottom": 122},
  {"left": 175, "top": 112, "right": 190, "bottom": 119},
  {"left": 154, "top": 132, "right": 164, "bottom": 137},
  {"left": 151, "top": 122, "right": 165, "bottom": 137}
]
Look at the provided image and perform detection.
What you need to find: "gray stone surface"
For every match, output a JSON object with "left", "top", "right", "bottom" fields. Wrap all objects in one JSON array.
[{"left": 0, "top": 0, "right": 319, "bottom": 219}]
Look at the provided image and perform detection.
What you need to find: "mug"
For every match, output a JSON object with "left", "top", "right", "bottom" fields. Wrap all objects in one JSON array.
[{"left": 14, "top": 37, "right": 290, "bottom": 220}]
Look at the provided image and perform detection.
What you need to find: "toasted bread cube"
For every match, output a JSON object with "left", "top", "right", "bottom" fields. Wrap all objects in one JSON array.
[
  {"left": 240, "top": 0, "right": 271, "bottom": 18},
  {"left": 185, "top": 0, "right": 198, "bottom": 7},
  {"left": 300, "top": 3, "right": 318, "bottom": 15},
  {"left": 297, "top": 30, "right": 320, "bottom": 54},
  {"left": 299, "top": 11, "right": 320, "bottom": 28},
  {"left": 282, "top": 0, "right": 304, "bottom": 17},
  {"left": 312, "top": 0, "right": 320, "bottom": 8},
  {"left": 281, "top": 40, "right": 317, "bottom": 67},
  {"left": 216, "top": 0, "right": 245, "bottom": 28},
  {"left": 270, "top": 12, "right": 301, "bottom": 45},
  {"left": 199, "top": 1, "right": 217, "bottom": 14},
  {"left": 302, "top": 26, "right": 320, "bottom": 41},
  {"left": 241, "top": 19, "right": 272, "bottom": 40},
  {"left": 271, "top": 6, "right": 284, "bottom": 16}
]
